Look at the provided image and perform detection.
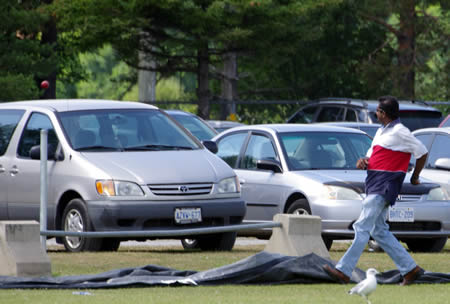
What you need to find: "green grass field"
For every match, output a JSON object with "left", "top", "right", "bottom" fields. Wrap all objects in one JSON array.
[{"left": 1, "top": 239, "right": 449, "bottom": 304}]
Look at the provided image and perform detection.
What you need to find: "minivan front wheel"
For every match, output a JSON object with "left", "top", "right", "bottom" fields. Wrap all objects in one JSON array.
[{"left": 62, "top": 198, "right": 102, "bottom": 252}]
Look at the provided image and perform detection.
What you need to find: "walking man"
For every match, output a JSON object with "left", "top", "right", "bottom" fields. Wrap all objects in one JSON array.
[{"left": 323, "top": 96, "right": 428, "bottom": 286}]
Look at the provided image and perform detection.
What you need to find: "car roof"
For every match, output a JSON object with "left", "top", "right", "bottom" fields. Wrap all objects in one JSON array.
[
  {"left": 413, "top": 127, "right": 450, "bottom": 135},
  {"left": 207, "top": 120, "right": 244, "bottom": 128},
  {"left": 0, "top": 99, "right": 158, "bottom": 112},
  {"left": 315, "top": 122, "right": 381, "bottom": 128},
  {"left": 216, "top": 123, "right": 368, "bottom": 137},
  {"left": 304, "top": 98, "right": 440, "bottom": 112}
]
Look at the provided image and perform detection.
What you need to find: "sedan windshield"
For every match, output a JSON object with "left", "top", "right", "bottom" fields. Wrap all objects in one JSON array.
[
  {"left": 59, "top": 109, "right": 200, "bottom": 151},
  {"left": 279, "top": 132, "right": 372, "bottom": 170}
]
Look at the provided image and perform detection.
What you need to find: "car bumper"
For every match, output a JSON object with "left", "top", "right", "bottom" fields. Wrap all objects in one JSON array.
[
  {"left": 313, "top": 199, "right": 450, "bottom": 239},
  {"left": 86, "top": 198, "right": 246, "bottom": 234}
]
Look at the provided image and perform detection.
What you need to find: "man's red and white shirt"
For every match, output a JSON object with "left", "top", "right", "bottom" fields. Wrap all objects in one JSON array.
[{"left": 365, "top": 119, "right": 427, "bottom": 205}]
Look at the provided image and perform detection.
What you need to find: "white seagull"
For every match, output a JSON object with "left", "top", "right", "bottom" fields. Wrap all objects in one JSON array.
[{"left": 348, "top": 268, "right": 379, "bottom": 304}]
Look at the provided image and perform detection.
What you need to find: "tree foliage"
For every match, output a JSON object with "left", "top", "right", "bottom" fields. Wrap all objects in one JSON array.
[
  {"left": 51, "top": 0, "right": 338, "bottom": 118},
  {"left": 0, "top": 0, "right": 57, "bottom": 101}
]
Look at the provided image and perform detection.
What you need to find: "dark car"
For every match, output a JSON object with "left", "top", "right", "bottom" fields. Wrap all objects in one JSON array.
[
  {"left": 287, "top": 98, "right": 442, "bottom": 131},
  {"left": 165, "top": 109, "right": 218, "bottom": 141}
]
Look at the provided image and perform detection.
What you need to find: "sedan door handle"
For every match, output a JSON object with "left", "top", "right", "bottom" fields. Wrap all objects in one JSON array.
[
  {"left": 240, "top": 179, "right": 246, "bottom": 185},
  {"left": 0, "top": 166, "right": 5, "bottom": 173}
]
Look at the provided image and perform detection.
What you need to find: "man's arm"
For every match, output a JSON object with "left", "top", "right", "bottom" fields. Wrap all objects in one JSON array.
[{"left": 410, "top": 153, "right": 428, "bottom": 185}]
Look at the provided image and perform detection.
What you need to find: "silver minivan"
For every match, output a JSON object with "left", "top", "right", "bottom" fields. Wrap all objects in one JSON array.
[{"left": 0, "top": 100, "right": 245, "bottom": 252}]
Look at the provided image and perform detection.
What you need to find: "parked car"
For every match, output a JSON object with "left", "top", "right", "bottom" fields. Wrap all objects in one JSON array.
[
  {"left": 412, "top": 127, "right": 450, "bottom": 197},
  {"left": 439, "top": 114, "right": 450, "bottom": 127},
  {"left": 0, "top": 100, "right": 245, "bottom": 252},
  {"left": 212, "top": 124, "right": 450, "bottom": 252},
  {"left": 165, "top": 109, "right": 218, "bottom": 141},
  {"left": 315, "top": 122, "right": 381, "bottom": 138},
  {"left": 207, "top": 120, "right": 244, "bottom": 133},
  {"left": 287, "top": 98, "right": 442, "bottom": 131}
]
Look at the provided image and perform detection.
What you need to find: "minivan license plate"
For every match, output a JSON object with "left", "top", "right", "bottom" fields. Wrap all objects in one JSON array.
[
  {"left": 174, "top": 208, "right": 202, "bottom": 224},
  {"left": 388, "top": 206, "right": 414, "bottom": 222}
]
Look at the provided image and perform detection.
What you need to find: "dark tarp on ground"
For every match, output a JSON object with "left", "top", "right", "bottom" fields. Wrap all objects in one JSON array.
[{"left": 0, "top": 251, "right": 449, "bottom": 289}]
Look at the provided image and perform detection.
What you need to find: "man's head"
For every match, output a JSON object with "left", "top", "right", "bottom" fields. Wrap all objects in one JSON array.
[{"left": 377, "top": 96, "right": 399, "bottom": 124}]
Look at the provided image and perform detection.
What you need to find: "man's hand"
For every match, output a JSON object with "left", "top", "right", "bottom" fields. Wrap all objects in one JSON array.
[
  {"left": 356, "top": 157, "right": 369, "bottom": 170},
  {"left": 410, "top": 153, "right": 428, "bottom": 186},
  {"left": 410, "top": 175, "right": 420, "bottom": 185}
]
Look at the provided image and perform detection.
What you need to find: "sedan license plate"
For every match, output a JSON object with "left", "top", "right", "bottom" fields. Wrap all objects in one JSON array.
[
  {"left": 388, "top": 206, "right": 414, "bottom": 222},
  {"left": 174, "top": 208, "right": 202, "bottom": 224}
]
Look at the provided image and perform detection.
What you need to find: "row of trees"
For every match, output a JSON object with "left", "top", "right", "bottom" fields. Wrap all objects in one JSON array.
[{"left": 1, "top": 0, "right": 448, "bottom": 121}]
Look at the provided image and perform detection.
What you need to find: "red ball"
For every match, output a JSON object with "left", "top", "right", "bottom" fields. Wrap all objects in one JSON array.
[{"left": 40, "top": 80, "right": 49, "bottom": 89}]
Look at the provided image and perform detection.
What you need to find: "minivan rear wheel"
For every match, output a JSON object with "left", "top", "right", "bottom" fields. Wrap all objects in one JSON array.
[
  {"left": 62, "top": 198, "right": 102, "bottom": 252},
  {"left": 286, "top": 198, "right": 333, "bottom": 251}
]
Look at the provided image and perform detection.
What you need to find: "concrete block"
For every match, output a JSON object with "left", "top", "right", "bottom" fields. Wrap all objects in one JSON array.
[
  {"left": 0, "top": 221, "right": 51, "bottom": 277},
  {"left": 264, "top": 214, "right": 330, "bottom": 259}
]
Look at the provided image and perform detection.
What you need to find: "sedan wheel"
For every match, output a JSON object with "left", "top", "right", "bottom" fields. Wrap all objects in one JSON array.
[
  {"left": 181, "top": 238, "right": 200, "bottom": 250},
  {"left": 406, "top": 237, "right": 448, "bottom": 253},
  {"left": 286, "top": 198, "right": 333, "bottom": 250}
]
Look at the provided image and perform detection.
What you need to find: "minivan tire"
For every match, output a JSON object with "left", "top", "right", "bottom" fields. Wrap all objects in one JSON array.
[{"left": 62, "top": 198, "right": 103, "bottom": 252}]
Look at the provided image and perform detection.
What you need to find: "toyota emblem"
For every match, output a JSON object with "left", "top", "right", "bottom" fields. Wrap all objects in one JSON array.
[{"left": 179, "top": 185, "right": 189, "bottom": 193}]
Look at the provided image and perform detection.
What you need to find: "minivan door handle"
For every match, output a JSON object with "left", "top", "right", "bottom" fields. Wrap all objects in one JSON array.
[{"left": 9, "top": 166, "right": 19, "bottom": 175}]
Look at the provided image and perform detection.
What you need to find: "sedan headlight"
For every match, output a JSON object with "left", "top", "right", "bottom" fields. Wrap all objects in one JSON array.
[
  {"left": 217, "top": 176, "right": 240, "bottom": 193},
  {"left": 427, "top": 187, "right": 449, "bottom": 201},
  {"left": 96, "top": 180, "right": 144, "bottom": 196},
  {"left": 323, "top": 185, "right": 363, "bottom": 200}
]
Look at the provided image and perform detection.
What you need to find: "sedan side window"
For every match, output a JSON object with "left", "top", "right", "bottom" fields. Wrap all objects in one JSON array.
[
  {"left": 242, "top": 135, "right": 278, "bottom": 170},
  {"left": 216, "top": 132, "right": 247, "bottom": 168},
  {"left": 0, "top": 110, "right": 25, "bottom": 156},
  {"left": 426, "top": 135, "right": 450, "bottom": 169},
  {"left": 17, "top": 113, "right": 58, "bottom": 158}
]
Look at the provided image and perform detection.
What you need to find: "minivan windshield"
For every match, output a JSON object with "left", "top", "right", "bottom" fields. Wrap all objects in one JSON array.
[
  {"left": 59, "top": 109, "right": 200, "bottom": 151},
  {"left": 279, "top": 132, "right": 372, "bottom": 170}
]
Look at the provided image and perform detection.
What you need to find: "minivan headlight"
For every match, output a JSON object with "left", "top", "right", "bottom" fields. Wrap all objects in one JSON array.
[
  {"left": 217, "top": 176, "right": 240, "bottom": 193},
  {"left": 323, "top": 185, "right": 363, "bottom": 200},
  {"left": 96, "top": 180, "right": 144, "bottom": 196},
  {"left": 427, "top": 187, "right": 449, "bottom": 201}
]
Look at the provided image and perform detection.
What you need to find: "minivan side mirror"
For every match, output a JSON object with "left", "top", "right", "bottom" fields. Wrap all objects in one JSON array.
[
  {"left": 257, "top": 159, "right": 283, "bottom": 173},
  {"left": 30, "top": 144, "right": 64, "bottom": 161},
  {"left": 202, "top": 140, "right": 218, "bottom": 154}
]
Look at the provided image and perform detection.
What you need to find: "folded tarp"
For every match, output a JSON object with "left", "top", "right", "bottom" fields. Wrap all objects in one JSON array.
[{"left": 0, "top": 252, "right": 449, "bottom": 289}]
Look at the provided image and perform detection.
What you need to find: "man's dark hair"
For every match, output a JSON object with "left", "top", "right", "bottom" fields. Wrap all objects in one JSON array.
[{"left": 378, "top": 96, "right": 399, "bottom": 120}]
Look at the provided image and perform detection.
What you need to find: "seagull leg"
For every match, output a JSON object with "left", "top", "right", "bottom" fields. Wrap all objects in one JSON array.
[{"left": 362, "top": 294, "right": 371, "bottom": 304}]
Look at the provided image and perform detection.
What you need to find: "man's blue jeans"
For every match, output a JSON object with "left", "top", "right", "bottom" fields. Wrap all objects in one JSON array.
[{"left": 336, "top": 194, "right": 416, "bottom": 277}]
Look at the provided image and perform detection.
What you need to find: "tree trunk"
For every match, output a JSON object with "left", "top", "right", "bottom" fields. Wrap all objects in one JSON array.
[
  {"left": 220, "top": 52, "right": 238, "bottom": 120},
  {"left": 197, "top": 45, "right": 210, "bottom": 119},
  {"left": 396, "top": 0, "right": 416, "bottom": 99}
]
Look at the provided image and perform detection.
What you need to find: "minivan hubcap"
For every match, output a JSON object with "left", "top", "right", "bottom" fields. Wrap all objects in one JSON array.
[{"left": 64, "top": 209, "right": 84, "bottom": 249}]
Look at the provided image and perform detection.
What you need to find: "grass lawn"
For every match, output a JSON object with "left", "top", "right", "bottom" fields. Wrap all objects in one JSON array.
[{"left": 0, "top": 239, "right": 449, "bottom": 304}]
